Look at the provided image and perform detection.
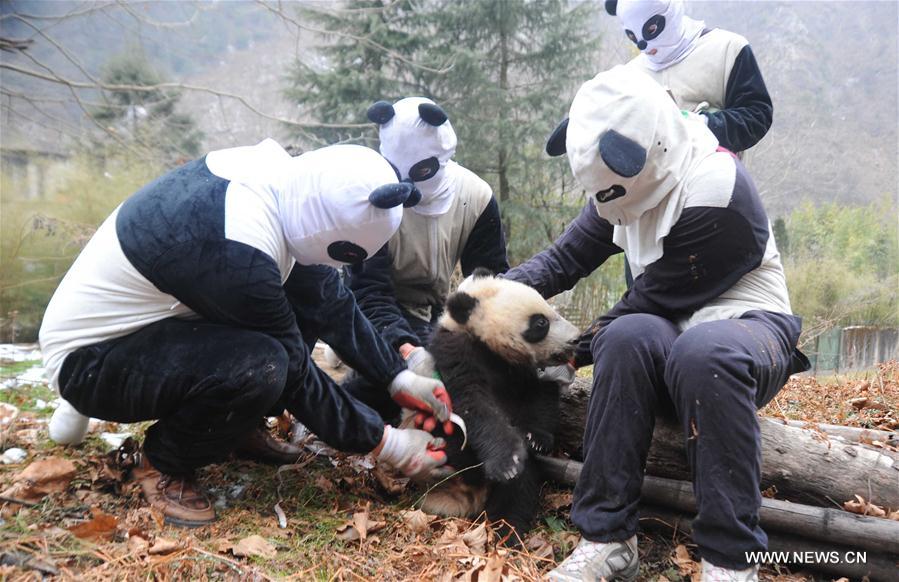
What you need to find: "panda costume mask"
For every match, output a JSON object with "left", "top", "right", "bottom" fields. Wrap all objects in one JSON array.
[
  {"left": 607, "top": 0, "right": 705, "bottom": 71},
  {"left": 546, "top": 65, "right": 718, "bottom": 273},
  {"left": 368, "top": 97, "right": 458, "bottom": 217},
  {"left": 206, "top": 139, "right": 415, "bottom": 267}
]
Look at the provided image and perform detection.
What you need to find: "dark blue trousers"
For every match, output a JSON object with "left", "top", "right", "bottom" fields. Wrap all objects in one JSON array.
[
  {"left": 571, "top": 310, "right": 807, "bottom": 569},
  {"left": 58, "top": 318, "right": 289, "bottom": 475}
]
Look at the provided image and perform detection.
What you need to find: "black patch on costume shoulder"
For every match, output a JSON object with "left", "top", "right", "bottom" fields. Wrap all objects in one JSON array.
[
  {"left": 599, "top": 130, "right": 646, "bottom": 178},
  {"left": 418, "top": 102, "right": 448, "bottom": 126},
  {"left": 328, "top": 241, "right": 368, "bottom": 264},
  {"left": 545, "top": 118, "right": 569, "bottom": 157},
  {"left": 369, "top": 182, "right": 414, "bottom": 208},
  {"left": 446, "top": 292, "right": 478, "bottom": 325},
  {"left": 604, "top": 0, "right": 618, "bottom": 15},
  {"left": 523, "top": 314, "right": 550, "bottom": 343},
  {"left": 367, "top": 100, "right": 396, "bottom": 124},
  {"left": 596, "top": 185, "right": 627, "bottom": 203},
  {"left": 471, "top": 267, "right": 494, "bottom": 279},
  {"left": 408, "top": 156, "right": 440, "bottom": 182}
]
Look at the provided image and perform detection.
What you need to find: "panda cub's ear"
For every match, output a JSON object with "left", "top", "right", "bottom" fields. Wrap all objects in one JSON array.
[
  {"left": 446, "top": 291, "right": 478, "bottom": 325},
  {"left": 471, "top": 267, "right": 494, "bottom": 279}
]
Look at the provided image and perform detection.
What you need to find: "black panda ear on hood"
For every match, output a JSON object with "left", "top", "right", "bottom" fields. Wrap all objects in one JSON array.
[
  {"left": 604, "top": 0, "right": 618, "bottom": 16},
  {"left": 418, "top": 102, "right": 448, "bottom": 126},
  {"left": 446, "top": 291, "right": 478, "bottom": 325},
  {"left": 367, "top": 100, "right": 396, "bottom": 125},
  {"left": 545, "top": 118, "right": 569, "bottom": 157}
]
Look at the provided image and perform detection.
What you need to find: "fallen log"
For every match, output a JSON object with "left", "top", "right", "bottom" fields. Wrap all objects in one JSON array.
[
  {"left": 640, "top": 505, "right": 899, "bottom": 582},
  {"left": 557, "top": 378, "right": 899, "bottom": 508},
  {"left": 774, "top": 419, "right": 899, "bottom": 447},
  {"left": 538, "top": 456, "right": 899, "bottom": 556}
]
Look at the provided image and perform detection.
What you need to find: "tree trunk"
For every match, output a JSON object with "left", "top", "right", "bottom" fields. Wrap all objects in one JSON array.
[
  {"left": 557, "top": 378, "right": 899, "bottom": 508},
  {"left": 539, "top": 458, "right": 899, "bottom": 556},
  {"left": 640, "top": 505, "right": 899, "bottom": 582}
]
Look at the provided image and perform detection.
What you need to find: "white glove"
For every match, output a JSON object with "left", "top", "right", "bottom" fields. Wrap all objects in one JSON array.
[
  {"left": 388, "top": 370, "right": 451, "bottom": 423},
  {"left": 537, "top": 363, "right": 576, "bottom": 389},
  {"left": 404, "top": 346, "right": 436, "bottom": 378},
  {"left": 376, "top": 425, "right": 449, "bottom": 479},
  {"left": 49, "top": 399, "right": 90, "bottom": 444},
  {"left": 681, "top": 109, "right": 709, "bottom": 126}
]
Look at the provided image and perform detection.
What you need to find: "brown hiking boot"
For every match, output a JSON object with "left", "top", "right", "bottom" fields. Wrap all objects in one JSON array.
[
  {"left": 132, "top": 454, "right": 215, "bottom": 528},
  {"left": 233, "top": 426, "right": 305, "bottom": 465}
]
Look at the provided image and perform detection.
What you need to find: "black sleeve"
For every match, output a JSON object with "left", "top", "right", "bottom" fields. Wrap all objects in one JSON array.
[
  {"left": 459, "top": 197, "right": 510, "bottom": 276},
  {"left": 503, "top": 200, "right": 622, "bottom": 299},
  {"left": 601, "top": 206, "right": 767, "bottom": 325},
  {"left": 152, "top": 240, "right": 387, "bottom": 453},
  {"left": 703, "top": 45, "right": 773, "bottom": 152},
  {"left": 346, "top": 245, "right": 421, "bottom": 349},
  {"left": 284, "top": 263, "right": 407, "bottom": 386}
]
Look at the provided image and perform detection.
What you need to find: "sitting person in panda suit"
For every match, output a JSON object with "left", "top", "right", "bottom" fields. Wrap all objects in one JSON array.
[
  {"left": 503, "top": 67, "right": 809, "bottom": 581},
  {"left": 39, "top": 139, "right": 452, "bottom": 527},
  {"left": 340, "top": 97, "right": 510, "bottom": 425}
]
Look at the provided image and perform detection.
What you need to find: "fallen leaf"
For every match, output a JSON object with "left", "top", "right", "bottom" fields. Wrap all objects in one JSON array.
[
  {"left": 525, "top": 534, "right": 554, "bottom": 560},
  {"left": 481, "top": 552, "right": 505, "bottom": 582},
  {"left": 843, "top": 494, "right": 887, "bottom": 517},
  {"left": 0, "top": 457, "right": 77, "bottom": 502},
  {"left": 372, "top": 464, "right": 409, "bottom": 495},
  {"left": 149, "top": 536, "right": 183, "bottom": 555},
  {"left": 229, "top": 535, "right": 276, "bottom": 559},
  {"left": 353, "top": 509, "right": 370, "bottom": 541},
  {"left": 0, "top": 403, "right": 19, "bottom": 427},
  {"left": 127, "top": 534, "right": 149, "bottom": 555},
  {"left": 400, "top": 509, "right": 434, "bottom": 533},
  {"left": 543, "top": 491, "right": 572, "bottom": 511},
  {"left": 68, "top": 508, "right": 118, "bottom": 541},
  {"left": 462, "top": 522, "right": 487, "bottom": 555},
  {"left": 336, "top": 522, "right": 360, "bottom": 542},
  {"left": 314, "top": 475, "right": 335, "bottom": 492},
  {"left": 888, "top": 510, "right": 899, "bottom": 521},
  {"left": 673, "top": 544, "right": 700, "bottom": 578}
]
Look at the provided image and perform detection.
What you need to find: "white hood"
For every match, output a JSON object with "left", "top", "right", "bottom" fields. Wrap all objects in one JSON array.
[
  {"left": 565, "top": 65, "right": 718, "bottom": 267},
  {"left": 206, "top": 139, "right": 406, "bottom": 267},
  {"left": 377, "top": 97, "right": 458, "bottom": 216},
  {"left": 616, "top": 0, "right": 705, "bottom": 71}
]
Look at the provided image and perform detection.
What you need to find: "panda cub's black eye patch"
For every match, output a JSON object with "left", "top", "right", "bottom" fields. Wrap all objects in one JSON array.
[
  {"left": 408, "top": 157, "right": 440, "bottom": 182},
  {"left": 523, "top": 314, "right": 550, "bottom": 343}
]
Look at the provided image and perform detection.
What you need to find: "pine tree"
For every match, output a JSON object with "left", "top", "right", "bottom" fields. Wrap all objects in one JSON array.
[{"left": 284, "top": 0, "right": 599, "bottom": 260}]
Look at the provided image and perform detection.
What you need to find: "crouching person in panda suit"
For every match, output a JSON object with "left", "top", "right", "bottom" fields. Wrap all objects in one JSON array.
[
  {"left": 504, "top": 68, "right": 809, "bottom": 581},
  {"left": 340, "top": 97, "right": 510, "bottom": 427},
  {"left": 39, "top": 139, "right": 451, "bottom": 527}
]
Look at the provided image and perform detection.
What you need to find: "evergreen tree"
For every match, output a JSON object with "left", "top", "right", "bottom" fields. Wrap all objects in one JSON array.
[
  {"left": 284, "top": 0, "right": 599, "bottom": 261},
  {"left": 94, "top": 52, "right": 203, "bottom": 164}
]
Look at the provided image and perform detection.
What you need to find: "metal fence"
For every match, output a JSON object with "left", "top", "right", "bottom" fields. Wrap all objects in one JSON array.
[{"left": 806, "top": 326, "right": 899, "bottom": 374}]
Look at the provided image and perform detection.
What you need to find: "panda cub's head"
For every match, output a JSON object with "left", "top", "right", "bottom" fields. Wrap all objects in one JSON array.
[{"left": 439, "top": 269, "right": 580, "bottom": 367}]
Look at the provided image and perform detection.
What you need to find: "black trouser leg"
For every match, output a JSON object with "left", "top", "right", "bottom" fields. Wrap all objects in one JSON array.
[
  {"left": 59, "top": 318, "right": 288, "bottom": 475},
  {"left": 571, "top": 314, "right": 679, "bottom": 542},
  {"left": 663, "top": 311, "right": 800, "bottom": 568}
]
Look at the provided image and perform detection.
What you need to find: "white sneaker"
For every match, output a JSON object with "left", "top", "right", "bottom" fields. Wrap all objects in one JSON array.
[
  {"left": 700, "top": 559, "right": 759, "bottom": 582},
  {"left": 547, "top": 535, "right": 639, "bottom": 581}
]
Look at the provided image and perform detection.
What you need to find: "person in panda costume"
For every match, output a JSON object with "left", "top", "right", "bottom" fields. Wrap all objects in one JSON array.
[
  {"left": 504, "top": 67, "right": 809, "bottom": 581},
  {"left": 341, "top": 97, "right": 509, "bottom": 424},
  {"left": 39, "top": 139, "right": 453, "bottom": 527},
  {"left": 605, "top": 0, "right": 773, "bottom": 155}
]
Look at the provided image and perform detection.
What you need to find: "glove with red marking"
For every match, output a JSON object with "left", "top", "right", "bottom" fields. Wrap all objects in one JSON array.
[
  {"left": 375, "top": 425, "right": 451, "bottom": 480},
  {"left": 389, "top": 365, "right": 454, "bottom": 435}
]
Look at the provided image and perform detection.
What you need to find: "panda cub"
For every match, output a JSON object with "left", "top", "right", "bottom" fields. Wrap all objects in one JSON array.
[{"left": 419, "top": 269, "right": 579, "bottom": 541}]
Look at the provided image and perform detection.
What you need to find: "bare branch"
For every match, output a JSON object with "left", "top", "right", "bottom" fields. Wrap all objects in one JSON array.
[{"left": 2, "top": 62, "right": 372, "bottom": 131}]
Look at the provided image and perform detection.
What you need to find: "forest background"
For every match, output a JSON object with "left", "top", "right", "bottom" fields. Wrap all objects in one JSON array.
[{"left": 1, "top": 0, "right": 896, "bottom": 349}]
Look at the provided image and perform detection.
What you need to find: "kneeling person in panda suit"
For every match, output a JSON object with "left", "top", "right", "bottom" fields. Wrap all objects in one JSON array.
[
  {"left": 504, "top": 67, "right": 809, "bottom": 581},
  {"left": 341, "top": 97, "right": 510, "bottom": 428},
  {"left": 39, "top": 140, "right": 451, "bottom": 527}
]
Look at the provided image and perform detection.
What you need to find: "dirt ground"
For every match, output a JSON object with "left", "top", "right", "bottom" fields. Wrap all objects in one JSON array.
[{"left": 0, "top": 349, "right": 896, "bottom": 581}]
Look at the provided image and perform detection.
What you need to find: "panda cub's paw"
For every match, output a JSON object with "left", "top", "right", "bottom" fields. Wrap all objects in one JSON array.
[
  {"left": 484, "top": 440, "right": 528, "bottom": 482},
  {"left": 525, "top": 429, "right": 554, "bottom": 454}
]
